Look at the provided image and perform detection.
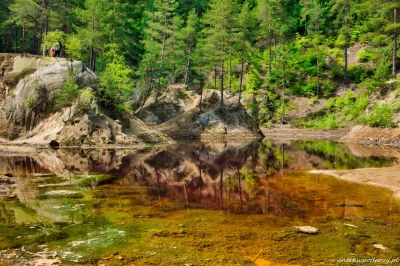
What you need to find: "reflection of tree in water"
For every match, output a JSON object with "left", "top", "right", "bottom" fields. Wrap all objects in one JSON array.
[
  {"left": 6, "top": 139, "right": 397, "bottom": 217},
  {"left": 144, "top": 150, "right": 185, "bottom": 202},
  {"left": 294, "top": 140, "right": 397, "bottom": 169}
]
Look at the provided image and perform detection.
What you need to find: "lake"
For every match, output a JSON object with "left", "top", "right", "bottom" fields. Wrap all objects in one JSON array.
[{"left": 1, "top": 140, "right": 400, "bottom": 265}]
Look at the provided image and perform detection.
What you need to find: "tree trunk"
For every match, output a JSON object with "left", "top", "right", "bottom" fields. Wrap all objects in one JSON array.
[
  {"left": 137, "top": 79, "right": 154, "bottom": 114},
  {"left": 161, "top": 16, "right": 167, "bottom": 62},
  {"left": 281, "top": 51, "right": 286, "bottom": 125},
  {"left": 15, "top": 24, "right": 18, "bottom": 53},
  {"left": 199, "top": 78, "right": 204, "bottom": 113},
  {"left": 90, "top": 13, "right": 96, "bottom": 71},
  {"left": 22, "top": 22, "right": 26, "bottom": 53},
  {"left": 155, "top": 77, "right": 161, "bottom": 103},
  {"left": 184, "top": 49, "right": 191, "bottom": 85},
  {"left": 344, "top": 0, "right": 349, "bottom": 85},
  {"left": 394, "top": 8, "right": 398, "bottom": 78},
  {"left": 237, "top": 49, "right": 245, "bottom": 108},
  {"left": 172, "top": 63, "right": 176, "bottom": 84},
  {"left": 90, "top": 45, "right": 95, "bottom": 71},
  {"left": 268, "top": 7, "right": 272, "bottom": 73},
  {"left": 229, "top": 42, "right": 232, "bottom": 93},
  {"left": 214, "top": 67, "right": 217, "bottom": 89},
  {"left": 39, "top": 0, "right": 48, "bottom": 54},
  {"left": 184, "top": 35, "right": 193, "bottom": 85}
]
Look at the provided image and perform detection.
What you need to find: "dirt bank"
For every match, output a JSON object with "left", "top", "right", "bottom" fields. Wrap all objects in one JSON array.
[
  {"left": 341, "top": 125, "right": 400, "bottom": 146},
  {"left": 261, "top": 125, "right": 350, "bottom": 141}
]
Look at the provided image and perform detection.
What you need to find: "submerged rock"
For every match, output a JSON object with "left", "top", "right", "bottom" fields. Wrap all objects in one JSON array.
[
  {"left": 373, "top": 244, "right": 388, "bottom": 250},
  {"left": 293, "top": 226, "right": 319, "bottom": 234}
]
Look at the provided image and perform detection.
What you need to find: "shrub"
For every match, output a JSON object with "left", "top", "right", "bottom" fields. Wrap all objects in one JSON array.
[
  {"left": 371, "top": 34, "right": 389, "bottom": 47},
  {"left": 366, "top": 104, "right": 395, "bottom": 128},
  {"left": 358, "top": 49, "right": 377, "bottom": 63},
  {"left": 304, "top": 114, "right": 339, "bottom": 129},
  {"left": 348, "top": 66, "right": 373, "bottom": 83},
  {"left": 321, "top": 79, "right": 336, "bottom": 97},
  {"left": 56, "top": 73, "right": 79, "bottom": 108},
  {"left": 26, "top": 97, "right": 36, "bottom": 109}
]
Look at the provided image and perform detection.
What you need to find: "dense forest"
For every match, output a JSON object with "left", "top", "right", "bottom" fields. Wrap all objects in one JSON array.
[{"left": 0, "top": 0, "right": 399, "bottom": 129}]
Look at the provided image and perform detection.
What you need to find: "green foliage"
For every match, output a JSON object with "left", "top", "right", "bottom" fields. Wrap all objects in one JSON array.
[
  {"left": 304, "top": 113, "right": 339, "bottom": 129},
  {"left": 2, "top": 0, "right": 400, "bottom": 128},
  {"left": 366, "top": 103, "right": 395, "bottom": 128},
  {"left": 65, "top": 35, "right": 83, "bottom": 60},
  {"left": 26, "top": 97, "right": 36, "bottom": 109},
  {"left": 303, "top": 91, "right": 369, "bottom": 129},
  {"left": 357, "top": 49, "right": 377, "bottom": 63},
  {"left": 348, "top": 66, "right": 373, "bottom": 83},
  {"left": 42, "top": 30, "right": 65, "bottom": 50},
  {"left": 246, "top": 69, "right": 262, "bottom": 93},
  {"left": 56, "top": 73, "right": 79, "bottom": 108},
  {"left": 98, "top": 43, "right": 133, "bottom": 113}
]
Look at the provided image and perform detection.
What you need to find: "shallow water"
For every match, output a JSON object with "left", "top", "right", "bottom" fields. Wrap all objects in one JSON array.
[{"left": 1, "top": 140, "right": 400, "bottom": 265}]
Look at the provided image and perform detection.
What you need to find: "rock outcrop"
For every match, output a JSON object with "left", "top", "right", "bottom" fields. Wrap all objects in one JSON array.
[
  {"left": 141, "top": 88, "right": 264, "bottom": 140},
  {"left": 0, "top": 54, "right": 168, "bottom": 146},
  {"left": 0, "top": 54, "right": 98, "bottom": 138}
]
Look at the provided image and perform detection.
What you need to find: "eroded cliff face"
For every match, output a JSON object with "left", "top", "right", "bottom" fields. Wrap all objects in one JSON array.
[
  {"left": 0, "top": 54, "right": 99, "bottom": 138},
  {"left": 0, "top": 54, "right": 167, "bottom": 146}
]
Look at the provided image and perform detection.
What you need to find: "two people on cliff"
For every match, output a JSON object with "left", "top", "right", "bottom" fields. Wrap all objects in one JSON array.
[{"left": 43, "top": 42, "right": 61, "bottom": 57}]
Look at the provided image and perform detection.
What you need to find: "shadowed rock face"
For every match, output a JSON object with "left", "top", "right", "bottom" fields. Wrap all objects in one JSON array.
[{"left": 0, "top": 54, "right": 99, "bottom": 138}]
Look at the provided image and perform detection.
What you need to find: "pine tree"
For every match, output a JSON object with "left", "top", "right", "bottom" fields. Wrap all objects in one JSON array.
[
  {"left": 165, "top": 15, "right": 184, "bottom": 83},
  {"left": 75, "top": 0, "right": 108, "bottom": 71},
  {"left": 182, "top": 9, "right": 200, "bottom": 85},
  {"left": 202, "top": 0, "right": 237, "bottom": 107},
  {"left": 7, "top": 0, "right": 40, "bottom": 53},
  {"left": 237, "top": 1, "right": 255, "bottom": 107},
  {"left": 255, "top": 0, "right": 278, "bottom": 74},
  {"left": 301, "top": 0, "right": 322, "bottom": 96},
  {"left": 331, "top": 0, "right": 351, "bottom": 85},
  {"left": 99, "top": 43, "right": 133, "bottom": 114},
  {"left": 142, "top": 0, "right": 179, "bottom": 102}
]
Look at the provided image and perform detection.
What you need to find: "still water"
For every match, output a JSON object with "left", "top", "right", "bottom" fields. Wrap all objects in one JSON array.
[{"left": 0, "top": 140, "right": 399, "bottom": 265}]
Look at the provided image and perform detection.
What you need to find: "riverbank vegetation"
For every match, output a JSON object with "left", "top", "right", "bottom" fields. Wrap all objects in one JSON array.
[{"left": 0, "top": 0, "right": 399, "bottom": 128}]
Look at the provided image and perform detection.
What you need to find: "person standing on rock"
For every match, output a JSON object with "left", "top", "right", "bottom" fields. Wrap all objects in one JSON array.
[
  {"left": 55, "top": 42, "right": 61, "bottom": 57},
  {"left": 51, "top": 46, "right": 55, "bottom": 57}
]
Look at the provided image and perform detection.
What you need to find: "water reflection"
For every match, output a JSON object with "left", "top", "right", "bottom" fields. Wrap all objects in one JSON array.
[
  {"left": 0, "top": 140, "right": 397, "bottom": 219},
  {"left": 2, "top": 140, "right": 400, "bottom": 265}
]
